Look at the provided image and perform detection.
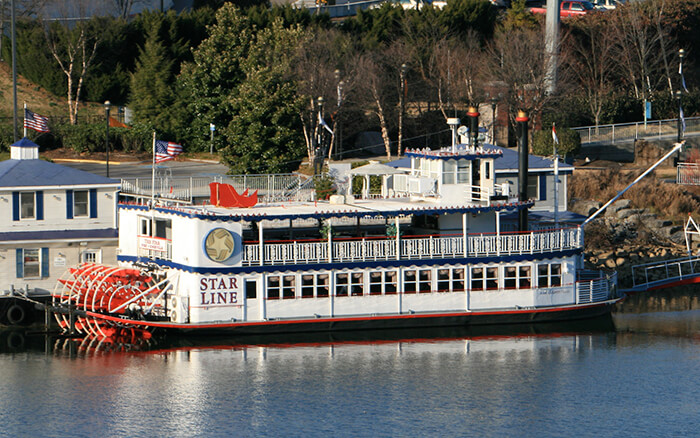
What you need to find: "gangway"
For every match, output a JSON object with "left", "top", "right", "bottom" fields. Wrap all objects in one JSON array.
[{"left": 622, "top": 216, "right": 700, "bottom": 294}]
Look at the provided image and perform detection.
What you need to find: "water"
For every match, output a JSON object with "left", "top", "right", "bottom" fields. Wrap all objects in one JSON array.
[{"left": 1, "top": 290, "right": 699, "bottom": 437}]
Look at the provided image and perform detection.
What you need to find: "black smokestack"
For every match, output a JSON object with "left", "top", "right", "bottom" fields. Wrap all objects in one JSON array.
[
  {"left": 467, "top": 106, "right": 479, "bottom": 147},
  {"left": 517, "top": 110, "right": 529, "bottom": 232}
]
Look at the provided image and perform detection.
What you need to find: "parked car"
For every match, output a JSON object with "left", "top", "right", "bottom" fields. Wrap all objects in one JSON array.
[
  {"left": 529, "top": 0, "right": 595, "bottom": 17},
  {"left": 592, "top": 0, "right": 624, "bottom": 9},
  {"left": 397, "top": 0, "right": 446, "bottom": 9}
]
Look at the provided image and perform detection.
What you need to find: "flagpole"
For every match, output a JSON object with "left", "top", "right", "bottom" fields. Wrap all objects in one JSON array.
[
  {"left": 553, "top": 123, "right": 559, "bottom": 228},
  {"left": 23, "top": 102, "right": 26, "bottom": 138},
  {"left": 151, "top": 132, "right": 156, "bottom": 206}
]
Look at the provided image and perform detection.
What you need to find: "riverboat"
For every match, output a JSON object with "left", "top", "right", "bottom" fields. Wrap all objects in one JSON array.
[{"left": 52, "top": 114, "right": 619, "bottom": 337}]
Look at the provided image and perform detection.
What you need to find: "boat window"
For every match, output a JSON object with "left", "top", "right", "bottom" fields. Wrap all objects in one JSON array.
[
  {"left": 443, "top": 160, "right": 456, "bottom": 184},
  {"left": 452, "top": 268, "right": 465, "bottom": 292},
  {"left": 456, "top": 160, "right": 470, "bottom": 184},
  {"left": 155, "top": 218, "right": 172, "bottom": 239},
  {"left": 419, "top": 269, "right": 432, "bottom": 293},
  {"left": 471, "top": 267, "right": 484, "bottom": 290},
  {"left": 538, "top": 263, "right": 562, "bottom": 287},
  {"left": 438, "top": 269, "right": 450, "bottom": 292},
  {"left": 504, "top": 266, "right": 517, "bottom": 289},
  {"left": 317, "top": 274, "right": 330, "bottom": 298},
  {"left": 385, "top": 271, "right": 397, "bottom": 294},
  {"left": 404, "top": 270, "right": 417, "bottom": 294},
  {"left": 336, "top": 273, "right": 349, "bottom": 297},
  {"left": 246, "top": 280, "right": 257, "bottom": 299},
  {"left": 351, "top": 272, "right": 364, "bottom": 296},
  {"left": 282, "top": 275, "right": 296, "bottom": 299},
  {"left": 139, "top": 217, "right": 151, "bottom": 236},
  {"left": 486, "top": 267, "right": 499, "bottom": 290},
  {"left": 519, "top": 266, "right": 531, "bottom": 288},
  {"left": 370, "top": 272, "right": 382, "bottom": 295},
  {"left": 302, "top": 275, "right": 314, "bottom": 298},
  {"left": 267, "top": 276, "right": 280, "bottom": 300},
  {"left": 484, "top": 161, "right": 490, "bottom": 180}
]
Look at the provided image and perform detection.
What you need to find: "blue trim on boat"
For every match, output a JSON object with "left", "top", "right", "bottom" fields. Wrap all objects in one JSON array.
[{"left": 118, "top": 248, "right": 581, "bottom": 275}]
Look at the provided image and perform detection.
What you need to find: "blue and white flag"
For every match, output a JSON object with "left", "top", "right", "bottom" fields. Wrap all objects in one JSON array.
[
  {"left": 155, "top": 140, "right": 183, "bottom": 163},
  {"left": 318, "top": 111, "right": 333, "bottom": 135},
  {"left": 681, "top": 106, "right": 686, "bottom": 133},
  {"left": 680, "top": 62, "right": 689, "bottom": 92}
]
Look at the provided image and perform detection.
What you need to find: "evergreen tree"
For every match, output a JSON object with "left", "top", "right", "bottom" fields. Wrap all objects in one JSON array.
[{"left": 129, "top": 26, "right": 175, "bottom": 134}]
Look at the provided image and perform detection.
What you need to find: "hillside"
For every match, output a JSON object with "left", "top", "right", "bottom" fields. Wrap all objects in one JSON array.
[{"left": 0, "top": 61, "right": 100, "bottom": 119}]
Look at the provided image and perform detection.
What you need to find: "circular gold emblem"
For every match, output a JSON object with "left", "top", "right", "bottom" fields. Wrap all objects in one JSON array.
[{"left": 204, "top": 228, "right": 235, "bottom": 262}]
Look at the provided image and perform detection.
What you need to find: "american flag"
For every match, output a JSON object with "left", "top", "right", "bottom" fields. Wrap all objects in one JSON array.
[
  {"left": 155, "top": 140, "right": 183, "bottom": 163},
  {"left": 24, "top": 108, "right": 50, "bottom": 133}
]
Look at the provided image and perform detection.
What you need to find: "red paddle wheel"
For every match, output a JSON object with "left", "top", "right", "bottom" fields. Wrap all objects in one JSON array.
[{"left": 53, "top": 263, "right": 169, "bottom": 338}]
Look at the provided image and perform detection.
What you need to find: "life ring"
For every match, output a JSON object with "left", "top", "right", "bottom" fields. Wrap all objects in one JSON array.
[
  {"left": 7, "top": 304, "right": 26, "bottom": 325},
  {"left": 6, "top": 331, "right": 24, "bottom": 350}
]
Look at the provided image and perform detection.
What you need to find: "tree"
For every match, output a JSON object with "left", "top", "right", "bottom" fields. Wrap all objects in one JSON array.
[
  {"left": 486, "top": 26, "right": 550, "bottom": 138},
  {"left": 129, "top": 26, "right": 174, "bottom": 133},
  {"left": 0, "top": 0, "right": 48, "bottom": 61},
  {"left": 562, "top": 14, "right": 618, "bottom": 127},
  {"left": 43, "top": 3, "right": 102, "bottom": 124}
]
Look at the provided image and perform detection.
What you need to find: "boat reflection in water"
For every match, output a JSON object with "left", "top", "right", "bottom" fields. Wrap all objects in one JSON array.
[{"left": 0, "top": 316, "right": 617, "bottom": 358}]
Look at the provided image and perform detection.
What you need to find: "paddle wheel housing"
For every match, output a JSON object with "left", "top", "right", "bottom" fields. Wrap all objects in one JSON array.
[{"left": 53, "top": 263, "right": 174, "bottom": 338}]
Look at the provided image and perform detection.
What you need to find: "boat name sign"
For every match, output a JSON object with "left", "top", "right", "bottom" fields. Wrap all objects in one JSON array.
[{"left": 199, "top": 276, "right": 240, "bottom": 306}]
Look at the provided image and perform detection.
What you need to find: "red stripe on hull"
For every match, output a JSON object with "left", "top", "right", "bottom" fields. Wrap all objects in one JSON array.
[{"left": 84, "top": 300, "right": 619, "bottom": 335}]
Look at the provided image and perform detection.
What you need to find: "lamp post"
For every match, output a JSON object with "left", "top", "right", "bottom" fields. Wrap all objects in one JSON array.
[
  {"left": 676, "top": 90, "right": 683, "bottom": 143},
  {"left": 315, "top": 96, "right": 324, "bottom": 175},
  {"left": 334, "top": 69, "right": 344, "bottom": 160},
  {"left": 398, "top": 63, "right": 408, "bottom": 156},
  {"left": 490, "top": 97, "right": 498, "bottom": 145},
  {"left": 104, "top": 100, "right": 111, "bottom": 177}
]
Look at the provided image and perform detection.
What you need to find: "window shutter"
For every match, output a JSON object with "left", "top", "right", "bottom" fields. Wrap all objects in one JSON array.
[
  {"left": 539, "top": 174, "right": 547, "bottom": 201},
  {"left": 16, "top": 248, "right": 23, "bottom": 278},
  {"left": 89, "top": 189, "right": 97, "bottom": 218},
  {"left": 41, "top": 248, "right": 49, "bottom": 278},
  {"left": 66, "top": 190, "right": 73, "bottom": 219},
  {"left": 36, "top": 191, "right": 44, "bottom": 220},
  {"left": 12, "top": 191, "right": 19, "bottom": 221}
]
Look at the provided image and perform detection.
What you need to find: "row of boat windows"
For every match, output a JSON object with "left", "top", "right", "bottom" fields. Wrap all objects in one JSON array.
[{"left": 264, "top": 264, "right": 562, "bottom": 300}]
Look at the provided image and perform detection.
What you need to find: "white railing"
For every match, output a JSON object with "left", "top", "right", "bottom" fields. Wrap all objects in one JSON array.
[
  {"left": 630, "top": 256, "right": 700, "bottom": 290},
  {"left": 677, "top": 162, "right": 700, "bottom": 186},
  {"left": 121, "top": 173, "right": 315, "bottom": 204},
  {"left": 242, "top": 227, "right": 582, "bottom": 266},
  {"left": 573, "top": 117, "right": 700, "bottom": 145},
  {"left": 576, "top": 270, "right": 617, "bottom": 304}
]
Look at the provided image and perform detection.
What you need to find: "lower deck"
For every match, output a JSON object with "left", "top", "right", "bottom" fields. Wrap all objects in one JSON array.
[{"left": 167, "top": 260, "right": 616, "bottom": 325}]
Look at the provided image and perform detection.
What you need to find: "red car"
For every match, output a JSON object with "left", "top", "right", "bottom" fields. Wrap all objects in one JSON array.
[{"left": 529, "top": 0, "right": 595, "bottom": 17}]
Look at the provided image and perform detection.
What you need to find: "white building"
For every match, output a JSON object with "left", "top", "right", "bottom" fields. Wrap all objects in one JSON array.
[{"left": 0, "top": 138, "right": 120, "bottom": 296}]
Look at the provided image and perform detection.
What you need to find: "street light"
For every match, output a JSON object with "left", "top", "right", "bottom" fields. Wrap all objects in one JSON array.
[
  {"left": 315, "top": 96, "right": 324, "bottom": 175},
  {"left": 398, "top": 63, "right": 408, "bottom": 156},
  {"left": 490, "top": 96, "right": 498, "bottom": 145},
  {"left": 104, "top": 100, "right": 111, "bottom": 178},
  {"left": 676, "top": 90, "right": 683, "bottom": 143},
  {"left": 334, "top": 69, "right": 344, "bottom": 160}
]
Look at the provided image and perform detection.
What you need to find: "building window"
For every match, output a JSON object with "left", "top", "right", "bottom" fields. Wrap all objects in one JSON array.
[
  {"left": 527, "top": 176, "right": 538, "bottom": 200},
  {"left": 16, "top": 248, "right": 48, "bottom": 279},
  {"left": 81, "top": 249, "right": 101, "bottom": 264},
  {"left": 20, "top": 192, "right": 35, "bottom": 219},
  {"left": 23, "top": 249, "right": 40, "bottom": 278},
  {"left": 73, "top": 190, "right": 89, "bottom": 217}
]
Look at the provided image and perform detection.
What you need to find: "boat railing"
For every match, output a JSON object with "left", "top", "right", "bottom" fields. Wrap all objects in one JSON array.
[
  {"left": 576, "top": 270, "right": 617, "bottom": 303},
  {"left": 242, "top": 227, "right": 582, "bottom": 266},
  {"left": 629, "top": 255, "right": 700, "bottom": 290}
]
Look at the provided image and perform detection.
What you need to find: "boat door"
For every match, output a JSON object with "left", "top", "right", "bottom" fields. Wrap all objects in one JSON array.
[
  {"left": 245, "top": 278, "right": 259, "bottom": 321},
  {"left": 471, "top": 160, "right": 481, "bottom": 201}
]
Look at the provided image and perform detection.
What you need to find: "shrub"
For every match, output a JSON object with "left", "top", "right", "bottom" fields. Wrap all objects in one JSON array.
[{"left": 531, "top": 127, "right": 580, "bottom": 158}]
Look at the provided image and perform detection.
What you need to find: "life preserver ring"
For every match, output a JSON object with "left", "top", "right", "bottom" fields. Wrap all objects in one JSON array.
[
  {"left": 7, "top": 331, "right": 24, "bottom": 349},
  {"left": 7, "top": 304, "right": 25, "bottom": 325}
]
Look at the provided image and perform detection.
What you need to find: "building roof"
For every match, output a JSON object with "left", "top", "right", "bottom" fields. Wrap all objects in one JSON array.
[{"left": 0, "top": 159, "right": 119, "bottom": 188}]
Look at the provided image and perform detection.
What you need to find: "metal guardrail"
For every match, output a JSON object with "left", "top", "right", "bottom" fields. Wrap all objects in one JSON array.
[
  {"left": 576, "top": 270, "right": 617, "bottom": 303},
  {"left": 677, "top": 162, "right": 700, "bottom": 185},
  {"left": 121, "top": 173, "right": 315, "bottom": 204},
  {"left": 630, "top": 256, "right": 700, "bottom": 291},
  {"left": 293, "top": 0, "right": 385, "bottom": 18},
  {"left": 573, "top": 117, "right": 700, "bottom": 145}
]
